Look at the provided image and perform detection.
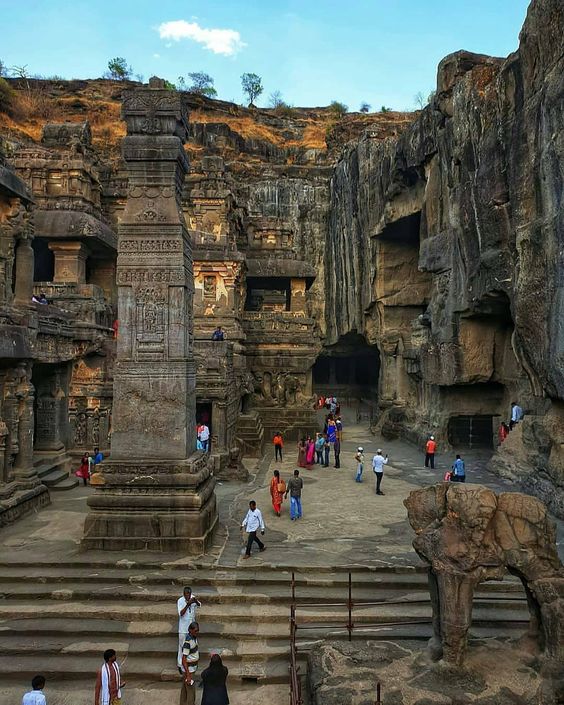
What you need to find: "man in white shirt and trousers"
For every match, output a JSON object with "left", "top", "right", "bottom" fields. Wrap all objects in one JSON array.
[
  {"left": 241, "top": 500, "right": 266, "bottom": 559},
  {"left": 372, "top": 449, "right": 389, "bottom": 495},
  {"left": 177, "top": 586, "right": 201, "bottom": 672}
]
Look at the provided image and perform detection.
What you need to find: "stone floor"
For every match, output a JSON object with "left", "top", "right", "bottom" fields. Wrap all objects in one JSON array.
[{"left": 0, "top": 413, "right": 562, "bottom": 705}]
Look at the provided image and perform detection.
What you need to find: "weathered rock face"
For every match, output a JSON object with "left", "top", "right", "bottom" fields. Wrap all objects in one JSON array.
[
  {"left": 404, "top": 484, "right": 564, "bottom": 699},
  {"left": 323, "top": 0, "right": 564, "bottom": 513}
]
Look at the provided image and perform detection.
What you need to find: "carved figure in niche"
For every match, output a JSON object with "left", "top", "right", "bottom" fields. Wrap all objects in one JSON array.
[
  {"left": 74, "top": 412, "right": 87, "bottom": 446},
  {"left": 92, "top": 408, "right": 100, "bottom": 446},
  {"left": 136, "top": 286, "right": 166, "bottom": 340},
  {"left": 204, "top": 275, "right": 217, "bottom": 299},
  {"left": 262, "top": 372, "right": 273, "bottom": 401}
]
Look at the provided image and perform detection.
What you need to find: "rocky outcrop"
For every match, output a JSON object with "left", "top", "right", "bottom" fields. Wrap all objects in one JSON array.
[{"left": 404, "top": 484, "right": 564, "bottom": 699}]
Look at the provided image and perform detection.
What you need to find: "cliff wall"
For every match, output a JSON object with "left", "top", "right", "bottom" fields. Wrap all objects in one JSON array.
[{"left": 324, "top": 0, "right": 564, "bottom": 515}]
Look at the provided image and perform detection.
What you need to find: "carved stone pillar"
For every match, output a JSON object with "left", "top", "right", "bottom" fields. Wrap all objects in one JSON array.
[
  {"left": 213, "top": 401, "right": 227, "bottom": 451},
  {"left": 34, "top": 367, "right": 67, "bottom": 452},
  {"left": 49, "top": 241, "right": 89, "bottom": 284},
  {"left": 14, "top": 235, "right": 34, "bottom": 305},
  {"left": 83, "top": 78, "right": 217, "bottom": 552},
  {"left": 13, "top": 363, "right": 36, "bottom": 479}
]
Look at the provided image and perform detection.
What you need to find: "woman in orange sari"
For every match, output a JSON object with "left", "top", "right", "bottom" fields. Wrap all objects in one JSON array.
[{"left": 270, "top": 470, "right": 284, "bottom": 517}]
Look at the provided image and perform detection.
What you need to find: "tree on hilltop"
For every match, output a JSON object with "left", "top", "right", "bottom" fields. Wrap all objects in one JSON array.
[
  {"left": 329, "top": 100, "right": 348, "bottom": 118},
  {"left": 106, "top": 57, "right": 132, "bottom": 81},
  {"left": 187, "top": 72, "right": 217, "bottom": 98},
  {"left": 268, "top": 90, "right": 284, "bottom": 109},
  {"left": 241, "top": 73, "right": 263, "bottom": 107},
  {"left": 360, "top": 102, "right": 371, "bottom": 113}
]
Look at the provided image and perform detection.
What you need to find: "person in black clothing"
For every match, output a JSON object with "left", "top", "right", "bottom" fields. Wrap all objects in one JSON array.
[
  {"left": 333, "top": 438, "right": 341, "bottom": 468},
  {"left": 201, "top": 653, "right": 229, "bottom": 705}
]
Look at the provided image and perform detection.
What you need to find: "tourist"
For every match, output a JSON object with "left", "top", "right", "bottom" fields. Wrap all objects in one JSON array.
[
  {"left": 329, "top": 396, "right": 337, "bottom": 415},
  {"left": 201, "top": 653, "right": 229, "bottom": 705},
  {"left": 498, "top": 422, "right": 510, "bottom": 444},
  {"left": 241, "top": 500, "right": 266, "bottom": 558},
  {"left": 297, "top": 437, "right": 307, "bottom": 468},
  {"left": 323, "top": 433, "right": 330, "bottom": 467},
  {"left": 333, "top": 437, "right": 341, "bottom": 468},
  {"left": 424, "top": 436, "right": 436, "bottom": 469},
  {"left": 326, "top": 417, "right": 337, "bottom": 446},
  {"left": 335, "top": 416, "right": 343, "bottom": 440},
  {"left": 75, "top": 452, "right": 90, "bottom": 486},
  {"left": 451, "top": 454, "right": 466, "bottom": 483},
  {"left": 273, "top": 431, "right": 283, "bottom": 461},
  {"left": 22, "top": 675, "right": 46, "bottom": 705},
  {"left": 284, "top": 469, "right": 304, "bottom": 520},
  {"left": 509, "top": 402, "right": 523, "bottom": 430},
  {"left": 199, "top": 423, "right": 210, "bottom": 452},
  {"left": 93, "top": 447, "right": 103, "bottom": 465},
  {"left": 270, "top": 469, "right": 285, "bottom": 517},
  {"left": 177, "top": 587, "right": 201, "bottom": 671},
  {"left": 305, "top": 435, "right": 315, "bottom": 467},
  {"left": 372, "top": 448, "right": 389, "bottom": 495},
  {"left": 94, "top": 649, "right": 124, "bottom": 705},
  {"left": 211, "top": 326, "right": 225, "bottom": 341},
  {"left": 180, "top": 622, "right": 200, "bottom": 705},
  {"left": 355, "top": 447, "right": 364, "bottom": 482},
  {"left": 314, "top": 432, "right": 325, "bottom": 464},
  {"left": 31, "top": 293, "right": 48, "bottom": 305}
]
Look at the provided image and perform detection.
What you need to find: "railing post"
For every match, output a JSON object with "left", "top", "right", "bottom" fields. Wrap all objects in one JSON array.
[
  {"left": 347, "top": 571, "right": 353, "bottom": 642},
  {"left": 375, "top": 681, "right": 381, "bottom": 704}
]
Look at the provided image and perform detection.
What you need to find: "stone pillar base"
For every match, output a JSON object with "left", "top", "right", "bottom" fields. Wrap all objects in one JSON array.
[{"left": 81, "top": 454, "right": 218, "bottom": 553}]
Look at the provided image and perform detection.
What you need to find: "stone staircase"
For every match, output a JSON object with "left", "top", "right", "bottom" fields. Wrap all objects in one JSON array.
[
  {"left": 235, "top": 411, "right": 265, "bottom": 458},
  {"left": 0, "top": 559, "right": 530, "bottom": 694},
  {"left": 33, "top": 450, "right": 78, "bottom": 491}
]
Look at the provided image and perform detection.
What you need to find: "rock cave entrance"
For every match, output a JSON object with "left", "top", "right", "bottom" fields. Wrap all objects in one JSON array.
[{"left": 312, "top": 333, "right": 380, "bottom": 405}]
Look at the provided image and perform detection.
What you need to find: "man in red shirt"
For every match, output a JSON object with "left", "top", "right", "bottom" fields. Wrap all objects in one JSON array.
[
  {"left": 273, "top": 432, "right": 283, "bottom": 461},
  {"left": 425, "top": 436, "right": 437, "bottom": 469}
]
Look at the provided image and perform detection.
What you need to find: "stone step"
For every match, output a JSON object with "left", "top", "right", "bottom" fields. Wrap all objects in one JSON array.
[
  {"left": 0, "top": 653, "right": 294, "bottom": 684},
  {"left": 0, "top": 600, "right": 530, "bottom": 625},
  {"left": 0, "top": 564, "right": 523, "bottom": 592},
  {"left": 39, "top": 468, "right": 79, "bottom": 489},
  {"left": 0, "top": 682, "right": 289, "bottom": 705},
  {"left": 0, "top": 580, "right": 526, "bottom": 607}
]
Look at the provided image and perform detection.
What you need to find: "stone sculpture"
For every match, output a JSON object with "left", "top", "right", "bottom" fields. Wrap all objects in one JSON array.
[{"left": 404, "top": 483, "right": 564, "bottom": 699}]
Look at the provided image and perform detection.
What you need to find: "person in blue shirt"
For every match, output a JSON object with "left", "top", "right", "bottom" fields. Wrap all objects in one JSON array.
[
  {"left": 451, "top": 454, "right": 465, "bottom": 482},
  {"left": 93, "top": 447, "right": 104, "bottom": 465}
]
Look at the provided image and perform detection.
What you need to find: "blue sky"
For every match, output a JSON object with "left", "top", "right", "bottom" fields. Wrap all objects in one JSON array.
[{"left": 1, "top": 0, "right": 530, "bottom": 111}]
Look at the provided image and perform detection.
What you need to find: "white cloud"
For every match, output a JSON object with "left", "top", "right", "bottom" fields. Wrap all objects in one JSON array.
[
  {"left": 157, "top": 20, "right": 245, "bottom": 56},
  {"left": 153, "top": 53, "right": 161, "bottom": 59}
]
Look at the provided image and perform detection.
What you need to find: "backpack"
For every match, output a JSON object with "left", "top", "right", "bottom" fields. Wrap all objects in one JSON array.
[{"left": 277, "top": 479, "right": 286, "bottom": 493}]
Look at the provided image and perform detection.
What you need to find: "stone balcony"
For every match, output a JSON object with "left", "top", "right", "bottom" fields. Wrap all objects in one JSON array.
[
  {"left": 33, "top": 282, "right": 113, "bottom": 328},
  {"left": 241, "top": 310, "right": 316, "bottom": 343}
]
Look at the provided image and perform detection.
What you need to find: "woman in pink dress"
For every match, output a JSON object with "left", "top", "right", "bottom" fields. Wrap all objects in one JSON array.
[
  {"left": 297, "top": 438, "right": 307, "bottom": 468},
  {"left": 305, "top": 436, "right": 315, "bottom": 467}
]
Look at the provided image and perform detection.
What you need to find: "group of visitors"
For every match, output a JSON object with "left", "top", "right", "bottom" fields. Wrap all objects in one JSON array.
[
  {"left": 175, "top": 587, "right": 228, "bottom": 705},
  {"left": 31, "top": 292, "right": 48, "bottom": 305},
  {"left": 74, "top": 447, "right": 104, "bottom": 485}
]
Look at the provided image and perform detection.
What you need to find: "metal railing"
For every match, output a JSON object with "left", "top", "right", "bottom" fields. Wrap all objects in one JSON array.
[
  {"left": 288, "top": 570, "right": 526, "bottom": 705},
  {"left": 289, "top": 571, "right": 384, "bottom": 705}
]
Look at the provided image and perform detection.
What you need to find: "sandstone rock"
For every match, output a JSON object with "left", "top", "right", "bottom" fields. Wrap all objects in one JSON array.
[{"left": 404, "top": 484, "right": 564, "bottom": 700}]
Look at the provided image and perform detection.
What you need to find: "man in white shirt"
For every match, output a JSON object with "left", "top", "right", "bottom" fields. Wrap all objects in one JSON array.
[
  {"left": 22, "top": 675, "right": 46, "bottom": 705},
  {"left": 510, "top": 402, "right": 523, "bottom": 430},
  {"left": 372, "top": 449, "right": 389, "bottom": 496},
  {"left": 241, "top": 500, "right": 266, "bottom": 559},
  {"left": 177, "top": 586, "right": 201, "bottom": 671}
]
